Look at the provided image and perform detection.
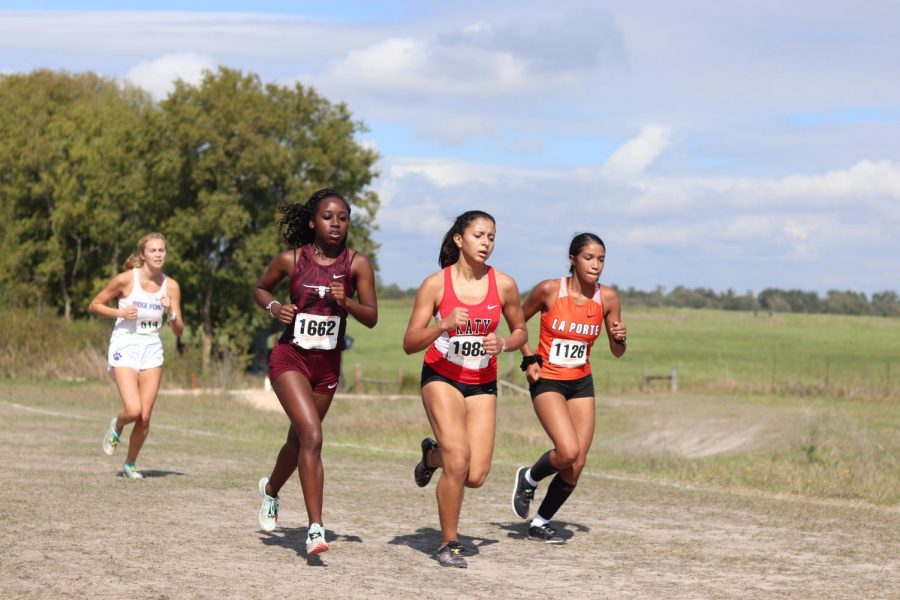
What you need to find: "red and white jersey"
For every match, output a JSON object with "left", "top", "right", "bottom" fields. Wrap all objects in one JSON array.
[
  {"left": 424, "top": 266, "right": 502, "bottom": 384},
  {"left": 537, "top": 277, "right": 605, "bottom": 380}
]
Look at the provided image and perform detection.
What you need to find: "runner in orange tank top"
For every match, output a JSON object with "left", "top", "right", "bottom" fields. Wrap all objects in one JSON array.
[
  {"left": 511, "top": 233, "right": 627, "bottom": 543},
  {"left": 403, "top": 210, "right": 528, "bottom": 568}
]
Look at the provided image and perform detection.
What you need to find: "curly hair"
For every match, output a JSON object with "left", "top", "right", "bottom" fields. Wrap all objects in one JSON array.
[
  {"left": 278, "top": 189, "right": 351, "bottom": 248},
  {"left": 438, "top": 210, "right": 495, "bottom": 268}
]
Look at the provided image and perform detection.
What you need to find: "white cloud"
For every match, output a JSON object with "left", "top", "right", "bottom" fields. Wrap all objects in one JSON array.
[
  {"left": 124, "top": 53, "right": 217, "bottom": 100},
  {"left": 600, "top": 125, "right": 671, "bottom": 180}
]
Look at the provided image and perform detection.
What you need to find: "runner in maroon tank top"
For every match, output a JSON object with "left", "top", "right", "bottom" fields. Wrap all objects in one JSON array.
[
  {"left": 402, "top": 210, "right": 528, "bottom": 568},
  {"left": 252, "top": 189, "right": 377, "bottom": 558}
]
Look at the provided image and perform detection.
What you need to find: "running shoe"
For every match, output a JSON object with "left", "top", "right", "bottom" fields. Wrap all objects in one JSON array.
[
  {"left": 102, "top": 417, "right": 120, "bottom": 456},
  {"left": 121, "top": 463, "right": 143, "bottom": 480},
  {"left": 528, "top": 524, "right": 565, "bottom": 544},
  {"left": 511, "top": 466, "right": 536, "bottom": 519},
  {"left": 306, "top": 522, "right": 329, "bottom": 555},
  {"left": 258, "top": 477, "right": 279, "bottom": 532},
  {"left": 414, "top": 437, "right": 438, "bottom": 488},
  {"left": 436, "top": 541, "right": 467, "bottom": 568}
]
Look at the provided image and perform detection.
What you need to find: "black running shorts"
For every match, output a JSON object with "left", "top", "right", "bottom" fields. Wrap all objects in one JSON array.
[
  {"left": 421, "top": 363, "right": 497, "bottom": 397},
  {"left": 529, "top": 373, "right": 595, "bottom": 401}
]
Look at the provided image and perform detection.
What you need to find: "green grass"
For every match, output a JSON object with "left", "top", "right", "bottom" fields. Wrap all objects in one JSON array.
[{"left": 349, "top": 301, "right": 900, "bottom": 400}]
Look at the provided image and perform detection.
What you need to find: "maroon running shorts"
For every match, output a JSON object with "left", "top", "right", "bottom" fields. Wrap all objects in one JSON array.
[{"left": 268, "top": 343, "right": 342, "bottom": 396}]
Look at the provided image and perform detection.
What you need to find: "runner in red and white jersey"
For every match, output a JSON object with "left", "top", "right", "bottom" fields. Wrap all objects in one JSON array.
[
  {"left": 511, "top": 233, "right": 627, "bottom": 543},
  {"left": 403, "top": 210, "right": 528, "bottom": 568},
  {"left": 252, "top": 189, "right": 378, "bottom": 558}
]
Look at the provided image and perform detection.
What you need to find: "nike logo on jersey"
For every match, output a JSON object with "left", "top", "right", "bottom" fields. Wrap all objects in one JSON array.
[
  {"left": 332, "top": 274, "right": 346, "bottom": 280},
  {"left": 487, "top": 304, "right": 499, "bottom": 310},
  {"left": 327, "top": 382, "right": 338, "bottom": 389}
]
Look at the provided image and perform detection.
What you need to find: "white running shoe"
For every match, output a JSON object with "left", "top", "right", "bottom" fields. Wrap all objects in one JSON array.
[
  {"left": 121, "top": 463, "right": 143, "bottom": 480},
  {"left": 258, "top": 477, "right": 279, "bottom": 532},
  {"left": 102, "top": 417, "right": 120, "bottom": 456},
  {"left": 306, "top": 522, "right": 328, "bottom": 555}
]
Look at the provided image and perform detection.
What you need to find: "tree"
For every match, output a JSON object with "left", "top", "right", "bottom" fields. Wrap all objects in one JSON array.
[
  {"left": 153, "top": 67, "right": 380, "bottom": 367},
  {"left": 0, "top": 70, "right": 154, "bottom": 319}
]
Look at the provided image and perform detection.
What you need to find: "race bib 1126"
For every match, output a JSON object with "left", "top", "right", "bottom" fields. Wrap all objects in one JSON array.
[{"left": 548, "top": 338, "right": 588, "bottom": 368}]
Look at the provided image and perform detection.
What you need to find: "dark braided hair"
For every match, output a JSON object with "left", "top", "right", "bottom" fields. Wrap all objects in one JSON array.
[
  {"left": 278, "top": 189, "right": 351, "bottom": 248},
  {"left": 568, "top": 232, "right": 605, "bottom": 274},
  {"left": 439, "top": 210, "right": 496, "bottom": 268}
]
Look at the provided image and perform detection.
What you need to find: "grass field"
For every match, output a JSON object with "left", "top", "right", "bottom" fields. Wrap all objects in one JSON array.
[
  {"left": 2, "top": 382, "right": 898, "bottom": 598},
  {"left": 347, "top": 300, "right": 900, "bottom": 400}
]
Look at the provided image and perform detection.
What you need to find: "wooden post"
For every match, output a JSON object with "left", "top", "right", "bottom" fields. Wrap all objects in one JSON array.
[
  {"left": 191, "top": 372, "right": 197, "bottom": 391},
  {"left": 670, "top": 367, "right": 678, "bottom": 392},
  {"left": 642, "top": 368, "right": 649, "bottom": 393},
  {"left": 355, "top": 363, "right": 362, "bottom": 394},
  {"left": 397, "top": 367, "right": 404, "bottom": 394}
]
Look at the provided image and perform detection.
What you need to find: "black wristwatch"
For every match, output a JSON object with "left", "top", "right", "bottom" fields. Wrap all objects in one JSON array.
[{"left": 520, "top": 355, "right": 543, "bottom": 371}]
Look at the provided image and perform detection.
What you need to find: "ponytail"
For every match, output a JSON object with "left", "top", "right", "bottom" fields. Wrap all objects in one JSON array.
[
  {"left": 438, "top": 210, "right": 495, "bottom": 268},
  {"left": 124, "top": 232, "right": 167, "bottom": 270}
]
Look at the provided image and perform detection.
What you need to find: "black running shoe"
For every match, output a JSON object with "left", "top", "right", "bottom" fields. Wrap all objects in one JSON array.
[
  {"left": 511, "top": 466, "right": 536, "bottom": 519},
  {"left": 414, "top": 437, "right": 438, "bottom": 487},
  {"left": 436, "top": 541, "right": 467, "bottom": 568},
  {"left": 528, "top": 524, "right": 566, "bottom": 544}
]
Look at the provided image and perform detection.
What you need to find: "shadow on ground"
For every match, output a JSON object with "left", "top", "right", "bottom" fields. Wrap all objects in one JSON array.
[
  {"left": 388, "top": 526, "right": 498, "bottom": 561},
  {"left": 135, "top": 469, "right": 185, "bottom": 479},
  {"left": 490, "top": 520, "right": 589, "bottom": 542},
  {"left": 259, "top": 526, "right": 363, "bottom": 565}
]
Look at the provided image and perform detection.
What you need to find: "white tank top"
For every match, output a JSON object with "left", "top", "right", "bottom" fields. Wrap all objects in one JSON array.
[{"left": 111, "top": 269, "right": 168, "bottom": 338}]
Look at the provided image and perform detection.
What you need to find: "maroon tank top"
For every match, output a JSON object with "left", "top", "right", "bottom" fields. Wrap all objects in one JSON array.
[{"left": 278, "top": 244, "right": 354, "bottom": 353}]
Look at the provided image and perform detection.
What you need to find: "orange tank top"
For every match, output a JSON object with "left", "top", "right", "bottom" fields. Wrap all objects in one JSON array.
[
  {"left": 537, "top": 277, "right": 605, "bottom": 380},
  {"left": 424, "top": 266, "right": 502, "bottom": 384}
]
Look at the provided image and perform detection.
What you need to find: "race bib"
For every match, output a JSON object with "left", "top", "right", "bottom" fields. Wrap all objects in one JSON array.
[
  {"left": 292, "top": 313, "right": 340, "bottom": 350},
  {"left": 444, "top": 335, "right": 490, "bottom": 370},
  {"left": 136, "top": 319, "right": 162, "bottom": 335},
  {"left": 549, "top": 338, "right": 588, "bottom": 368}
]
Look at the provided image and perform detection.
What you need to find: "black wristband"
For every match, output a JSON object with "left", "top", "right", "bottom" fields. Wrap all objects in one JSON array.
[{"left": 520, "top": 354, "right": 543, "bottom": 371}]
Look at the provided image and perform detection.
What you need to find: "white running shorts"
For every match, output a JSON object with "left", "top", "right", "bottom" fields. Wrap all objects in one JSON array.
[{"left": 108, "top": 335, "right": 164, "bottom": 371}]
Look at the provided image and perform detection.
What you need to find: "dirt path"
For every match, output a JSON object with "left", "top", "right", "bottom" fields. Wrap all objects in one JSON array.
[{"left": 1, "top": 393, "right": 898, "bottom": 599}]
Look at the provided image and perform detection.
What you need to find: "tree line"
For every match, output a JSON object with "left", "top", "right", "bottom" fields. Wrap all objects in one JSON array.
[
  {"left": 380, "top": 283, "right": 900, "bottom": 317},
  {"left": 0, "top": 68, "right": 380, "bottom": 367}
]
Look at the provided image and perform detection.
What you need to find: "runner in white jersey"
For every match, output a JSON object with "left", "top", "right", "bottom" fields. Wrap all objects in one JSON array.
[{"left": 89, "top": 232, "right": 183, "bottom": 479}]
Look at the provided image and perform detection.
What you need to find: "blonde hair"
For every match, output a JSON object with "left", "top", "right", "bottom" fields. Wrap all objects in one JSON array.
[{"left": 123, "top": 232, "right": 167, "bottom": 270}]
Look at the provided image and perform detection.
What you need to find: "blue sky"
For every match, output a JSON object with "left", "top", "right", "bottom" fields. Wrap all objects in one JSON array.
[{"left": 2, "top": 1, "right": 899, "bottom": 294}]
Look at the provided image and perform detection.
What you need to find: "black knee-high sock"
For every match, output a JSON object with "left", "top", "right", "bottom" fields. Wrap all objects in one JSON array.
[
  {"left": 529, "top": 450, "right": 557, "bottom": 482},
  {"left": 536, "top": 473, "right": 576, "bottom": 520}
]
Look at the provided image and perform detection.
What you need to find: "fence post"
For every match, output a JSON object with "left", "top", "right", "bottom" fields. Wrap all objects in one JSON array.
[
  {"left": 642, "top": 368, "right": 649, "bottom": 393},
  {"left": 670, "top": 367, "right": 678, "bottom": 392},
  {"left": 397, "top": 367, "right": 404, "bottom": 394},
  {"left": 355, "top": 363, "right": 362, "bottom": 394}
]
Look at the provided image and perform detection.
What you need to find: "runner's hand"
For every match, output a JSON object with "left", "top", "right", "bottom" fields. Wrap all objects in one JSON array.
[
  {"left": 330, "top": 282, "right": 347, "bottom": 308},
  {"left": 278, "top": 303, "right": 298, "bottom": 325},
  {"left": 482, "top": 332, "right": 504, "bottom": 356},
  {"left": 120, "top": 305, "right": 138, "bottom": 320},
  {"left": 525, "top": 362, "right": 542, "bottom": 385},
  {"left": 440, "top": 307, "right": 469, "bottom": 332},
  {"left": 609, "top": 320, "right": 627, "bottom": 342}
]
